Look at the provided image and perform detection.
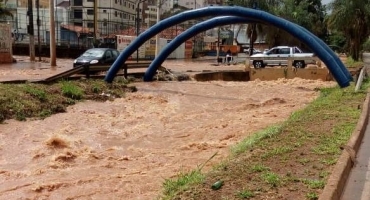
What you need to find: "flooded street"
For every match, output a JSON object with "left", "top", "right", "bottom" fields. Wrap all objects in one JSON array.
[{"left": 0, "top": 56, "right": 336, "bottom": 199}]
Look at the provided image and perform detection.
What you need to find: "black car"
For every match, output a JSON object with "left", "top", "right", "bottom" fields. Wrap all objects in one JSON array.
[{"left": 73, "top": 48, "right": 120, "bottom": 68}]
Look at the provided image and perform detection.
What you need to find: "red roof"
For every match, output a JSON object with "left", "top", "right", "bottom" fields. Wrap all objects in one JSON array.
[{"left": 61, "top": 24, "right": 97, "bottom": 34}]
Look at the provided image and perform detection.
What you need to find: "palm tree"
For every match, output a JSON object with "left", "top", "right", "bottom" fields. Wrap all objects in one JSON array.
[{"left": 327, "top": 0, "right": 370, "bottom": 61}]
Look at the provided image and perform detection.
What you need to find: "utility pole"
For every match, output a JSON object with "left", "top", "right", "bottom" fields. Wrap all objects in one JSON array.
[
  {"left": 27, "top": 0, "right": 35, "bottom": 61},
  {"left": 249, "top": 0, "right": 257, "bottom": 56},
  {"left": 136, "top": 0, "right": 140, "bottom": 62},
  {"left": 50, "top": 0, "right": 56, "bottom": 66},
  {"left": 216, "top": 27, "right": 220, "bottom": 65},
  {"left": 93, "top": 0, "right": 98, "bottom": 44},
  {"left": 155, "top": 0, "right": 160, "bottom": 57},
  {"left": 36, "top": 0, "right": 41, "bottom": 61}
]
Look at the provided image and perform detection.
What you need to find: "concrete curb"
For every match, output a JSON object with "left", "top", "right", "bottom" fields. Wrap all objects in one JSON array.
[{"left": 319, "top": 91, "right": 370, "bottom": 200}]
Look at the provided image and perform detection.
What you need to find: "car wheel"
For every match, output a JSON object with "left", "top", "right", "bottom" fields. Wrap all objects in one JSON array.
[
  {"left": 253, "top": 60, "right": 264, "bottom": 68},
  {"left": 293, "top": 61, "right": 305, "bottom": 68}
]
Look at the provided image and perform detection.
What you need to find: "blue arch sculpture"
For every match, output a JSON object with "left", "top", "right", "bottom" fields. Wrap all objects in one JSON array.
[
  {"left": 148, "top": 16, "right": 351, "bottom": 82},
  {"left": 145, "top": 16, "right": 343, "bottom": 82},
  {"left": 105, "top": 6, "right": 352, "bottom": 88}
]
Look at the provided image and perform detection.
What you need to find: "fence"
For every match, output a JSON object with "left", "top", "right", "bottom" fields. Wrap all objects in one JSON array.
[{"left": 7, "top": 8, "right": 211, "bottom": 57}]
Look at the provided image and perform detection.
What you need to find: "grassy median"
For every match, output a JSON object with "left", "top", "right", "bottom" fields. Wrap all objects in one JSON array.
[
  {"left": 0, "top": 78, "right": 136, "bottom": 123},
  {"left": 159, "top": 79, "right": 370, "bottom": 200}
]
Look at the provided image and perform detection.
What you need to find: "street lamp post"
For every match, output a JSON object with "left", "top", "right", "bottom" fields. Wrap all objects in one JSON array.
[
  {"left": 136, "top": 0, "right": 144, "bottom": 62},
  {"left": 249, "top": 0, "right": 257, "bottom": 56},
  {"left": 155, "top": 0, "right": 160, "bottom": 58},
  {"left": 36, "top": 0, "right": 41, "bottom": 61}
]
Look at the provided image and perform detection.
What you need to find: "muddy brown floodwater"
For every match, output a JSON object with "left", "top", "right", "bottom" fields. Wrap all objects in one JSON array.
[{"left": 0, "top": 56, "right": 336, "bottom": 199}]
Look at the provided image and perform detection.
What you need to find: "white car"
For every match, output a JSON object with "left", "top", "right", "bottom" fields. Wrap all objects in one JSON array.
[{"left": 250, "top": 46, "right": 315, "bottom": 68}]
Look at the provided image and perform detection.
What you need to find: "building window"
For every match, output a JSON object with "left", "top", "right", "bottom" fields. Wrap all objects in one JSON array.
[
  {"left": 87, "top": 0, "right": 94, "bottom": 2},
  {"left": 87, "top": 9, "right": 94, "bottom": 15},
  {"left": 74, "top": 0, "right": 82, "bottom": 6},
  {"left": 87, "top": 22, "right": 94, "bottom": 28},
  {"left": 74, "top": 9, "right": 83, "bottom": 18},
  {"left": 103, "top": 10, "right": 107, "bottom": 13},
  {"left": 115, "top": 11, "right": 117, "bottom": 17}
]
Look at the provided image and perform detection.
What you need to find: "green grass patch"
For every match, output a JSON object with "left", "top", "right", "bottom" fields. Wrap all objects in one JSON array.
[
  {"left": 230, "top": 124, "right": 283, "bottom": 155},
  {"left": 250, "top": 164, "right": 270, "bottom": 173},
  {"left": 236, "top": 189, "right": 255, "bottom": 199},
  {"left": 161, "top": 169, "right": 205, "bottom": 200},
  {"left": 301, "top": 179, "right": 325, "bottom": 189},
  {"left": 60, "top": 81, "right": 83, "bottom": 100},
  {"left": 306, "top": 192, "right": 319, "bottom": 200},
  {"left": 0, "top": 79, "right": 136, "bottom": 123},
  {"left": 261, "top": 172, "right": 281, "bottom": 187},
  {"left": 345, "top": 56, "right": 364, "bottom": 68}
]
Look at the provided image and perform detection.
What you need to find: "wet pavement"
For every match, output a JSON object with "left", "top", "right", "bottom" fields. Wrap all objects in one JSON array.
[
  {"left": 0, "top": 55, "right": 247, "bottom": 82},
  {"left": 0, "top": 56, "right": 74, "bottom": 82},
  {"left": 341, "top": 120, "right": 370, "bottom": 200}
]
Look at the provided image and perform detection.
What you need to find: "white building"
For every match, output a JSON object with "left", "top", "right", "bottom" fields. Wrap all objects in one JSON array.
[
  {"left": 15, "top": 6, "right": 69, "bottom": 45},
  {"left": 69, "top": 0, "right": 138, "bottom": 35}
]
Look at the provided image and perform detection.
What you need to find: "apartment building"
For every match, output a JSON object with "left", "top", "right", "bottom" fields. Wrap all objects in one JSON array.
[
  {"left": 69, "top": 0, "right": 138, "bottom": 35},
  {"left": 5, "top": 0, "right": 49, "bottom": 8},
  {"left": 177, "top": 0, "right": 202, "bottom": 9},
  {"left": 145, "top": 0, "right": 204, "bottom": 27},
  {"left": 203, "top": 0, "right": 224, "bottom": 6}
]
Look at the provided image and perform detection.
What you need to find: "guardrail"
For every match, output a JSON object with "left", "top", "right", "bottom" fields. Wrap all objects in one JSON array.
[
  {"left": 30, "top": 62, "right": 153, "bottom": 83},
  {"left": 71, "top": 62, "right": 152, "bottom": 79},
  {"left": 122, "top": 62, "right": 152, "bottom": 78}
]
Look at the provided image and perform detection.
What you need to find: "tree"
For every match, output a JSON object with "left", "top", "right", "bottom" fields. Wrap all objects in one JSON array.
[
  {"left": 327, "top": 0, "right": 370, "bottom": 60},
  {"left": 232, "top": 0, "right": 283, "bottom": 48},
  {"left": 231, "top": 0, "right": 327, "bottom": 49},
  {"left": 0, "top": 0, "right": 13, "bottom": 19},
  {"left": 264, "top": 0, "right": 327, "bottom": 49}
]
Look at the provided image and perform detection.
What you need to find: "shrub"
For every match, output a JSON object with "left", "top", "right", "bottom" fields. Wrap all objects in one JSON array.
[
  {"left": 61, "top": 81, "right": 83, "bottom": 100},
  {"left": 362, "top": 38, "right": 370, "bottom": 53}
]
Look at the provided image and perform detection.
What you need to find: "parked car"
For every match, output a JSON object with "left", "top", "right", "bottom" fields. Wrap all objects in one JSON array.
[
  {"left": 73, "top": 48, "right": 120, "bottom": 68},
  {"left": 249, "top": 46, "right": 315, "bottom": 68},
  {"left": 243, "top": 48, "right": 262, "bottom": 55}
]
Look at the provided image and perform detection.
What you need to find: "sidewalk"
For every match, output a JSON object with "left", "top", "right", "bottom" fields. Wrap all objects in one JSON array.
[{"left": 341, "top": 120, "right": 370, "bottom": 200}]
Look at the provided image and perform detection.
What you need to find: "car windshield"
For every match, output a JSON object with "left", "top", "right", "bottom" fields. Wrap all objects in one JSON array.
[{"left": 81, "top": 49, "right": 105, "bottom": 57}]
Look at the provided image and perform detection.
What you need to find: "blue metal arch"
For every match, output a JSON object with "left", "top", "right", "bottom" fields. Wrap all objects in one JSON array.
[
  {"left": 145, "top": 16, "right": 347, "bottom": 82},
  {"left": 105, "top": 6, "right": 352, "bottom": 88}
]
